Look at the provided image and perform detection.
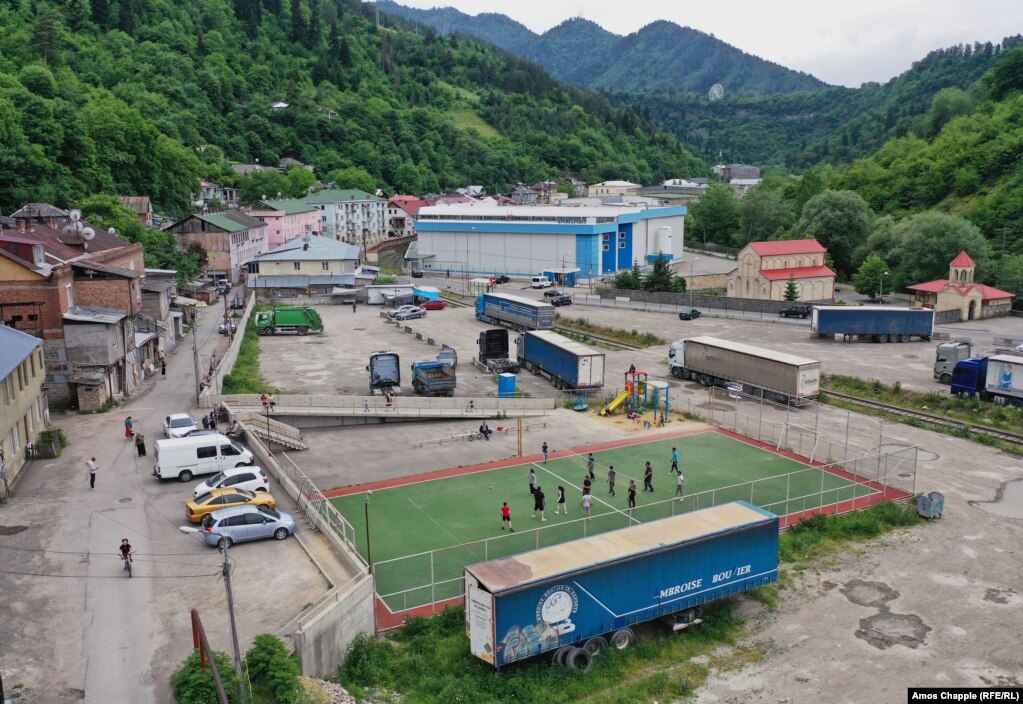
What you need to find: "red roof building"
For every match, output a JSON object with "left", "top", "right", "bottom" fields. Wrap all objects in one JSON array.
[
  {"left": 387, "top": 195, "right": 431, "bottom": 237},
  {"left": 728, "top": 239, "right": 836, "bottom": 301},
  {"left": 906, "top": 251, "right": 1013, "bottom": 321}
]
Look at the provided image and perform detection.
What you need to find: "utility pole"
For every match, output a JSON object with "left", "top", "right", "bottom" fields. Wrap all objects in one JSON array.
[
  {"left": 220, "top": 541, "right": 248, "bottom": 704},
  {"left": 192, "top": 324, "right": 201, "bottom": 404}
]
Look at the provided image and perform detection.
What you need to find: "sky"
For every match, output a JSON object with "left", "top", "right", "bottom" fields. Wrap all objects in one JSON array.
[{"left": 392, "top": 0, "right": 1023, "bottom": 87}]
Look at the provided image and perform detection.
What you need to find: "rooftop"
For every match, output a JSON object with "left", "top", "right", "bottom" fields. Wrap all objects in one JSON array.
[
  {"left": 302, "top": 189, "right": 384, "bottom": 204},
  {"left": 760, "top": 265, "right": 836, "bottom": 281},
  {"left": 748, "top": 240, "right": 826, "bottom": 257},
  {"left": 252, "top": 234, "right": 360, "bottom": 262},
  {"left": 0, "top": 326, "right": 42, "bottom": 381}
]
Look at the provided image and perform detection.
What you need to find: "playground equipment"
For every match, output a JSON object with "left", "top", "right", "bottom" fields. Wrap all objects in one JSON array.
[{"left": 599, "top": 370, "right": 670, "bottom": 420}]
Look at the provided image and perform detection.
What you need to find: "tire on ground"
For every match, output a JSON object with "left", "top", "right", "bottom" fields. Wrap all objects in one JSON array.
[
  {"left": 565, "top": 646, "right": 593, "bottom": 671},
  {"left": 552, "top": 645, "right": 574, "bottom": 666}
]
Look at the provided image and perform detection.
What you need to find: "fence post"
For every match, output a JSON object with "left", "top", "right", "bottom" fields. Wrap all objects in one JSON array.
[{"left": 430, "top": 553, "right": 435, "bottom": 613}]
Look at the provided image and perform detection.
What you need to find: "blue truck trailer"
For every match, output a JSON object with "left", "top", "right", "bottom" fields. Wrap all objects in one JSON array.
[
  {"left": 476, "top": 292, "right": 555, "bottom": 331},
  {"left": 516, "top": 330, "right": 605, "bottom": 390},
  {"left": 465, "top": 501, "right": 779, "bottom": 669},
  {"left": 811, "top": 305, "right": 933, "bottom": 343},
  {"left": 949, "top": 355, "right": 1023, "bottom": 407}
]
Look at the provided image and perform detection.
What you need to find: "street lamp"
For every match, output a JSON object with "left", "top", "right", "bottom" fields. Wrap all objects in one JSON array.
[
  {"left": 261, "top": 394, "right": 276, "bottom": 455},
  {"left": 364, "top": 490, "right": 374, "bottom": 573},
  {"left": 879, "top": 271, "right": 889, "bottom": 303}
]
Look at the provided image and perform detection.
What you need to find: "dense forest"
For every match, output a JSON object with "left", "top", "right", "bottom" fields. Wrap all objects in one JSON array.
[
  {"left": 0, "top": 0, "right": 705, "bottom": 215},
  {"left": 378, "top": 2, "right": 827, "bottom": 95}
]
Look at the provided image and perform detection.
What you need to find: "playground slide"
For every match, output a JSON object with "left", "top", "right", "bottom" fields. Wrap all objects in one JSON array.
[{"left": 600, "top": 390, "right": 631, "bottom": 416}]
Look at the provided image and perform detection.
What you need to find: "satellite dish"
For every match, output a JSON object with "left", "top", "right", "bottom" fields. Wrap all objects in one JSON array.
[
  {"left": 69, "top": 209, "right": 83, "bottom": 222},
  {"left": 708, "top": 84, "right": 725, "bottom": 101},
  {"left": 81, "top": 227, "right": 95, "bottom": 240}
]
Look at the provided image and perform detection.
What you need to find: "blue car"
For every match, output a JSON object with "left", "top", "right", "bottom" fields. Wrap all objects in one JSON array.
[{"left": 198, "top": 505, "right": 297, "bottom": 548}]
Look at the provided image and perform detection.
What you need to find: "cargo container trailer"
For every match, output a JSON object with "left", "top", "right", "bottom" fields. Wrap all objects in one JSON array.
[
  {"left": 516, "top": 330, "right": 604, "bottom": 390},
  {"left": 811, "top": 306, "right": 933, "bottom": 343},
  {"left": 475, "top": 292, "right": 556, "bottom": 331}
]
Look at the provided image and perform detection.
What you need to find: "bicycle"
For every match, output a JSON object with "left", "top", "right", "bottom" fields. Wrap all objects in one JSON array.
[{"left": 121, "top": 552, "right": 133, "bottom": 578}]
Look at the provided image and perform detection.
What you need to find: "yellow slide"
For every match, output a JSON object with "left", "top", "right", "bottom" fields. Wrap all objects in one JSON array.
[{"left": 600, "top": 390, "right": 631, "bottom": 416}]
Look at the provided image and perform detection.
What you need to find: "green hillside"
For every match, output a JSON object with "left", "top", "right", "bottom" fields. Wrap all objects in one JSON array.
[{"left": 0, "top": 0, "right": 705, "bottom": 214}]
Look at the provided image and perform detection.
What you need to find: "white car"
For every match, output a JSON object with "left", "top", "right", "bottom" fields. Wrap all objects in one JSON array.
[
  {"left": 1016, "top": 343, "right": 1023, "bottom": 354},
  {"left": 388, "top": 305, "right": 419, "bottom": 318},
  {"left": 192, "top": 466, "right": 270, "bottom": 497},
  {"left": 164, "top": 413, "right": 198, "bottom": 438}
]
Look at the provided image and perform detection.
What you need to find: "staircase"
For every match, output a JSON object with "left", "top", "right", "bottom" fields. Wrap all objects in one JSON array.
[{"left": 235, "top": 412, "right": 308, "bottom": 451}]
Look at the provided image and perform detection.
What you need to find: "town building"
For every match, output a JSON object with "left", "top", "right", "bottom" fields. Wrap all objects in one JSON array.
[
  {"left": 163, "top": 211, "right": 268, "bottom": 284},
  {"left": 727, "top": 240, "right": 835, "bottom": 301},
  {"left": 119, "top": 196, "right": 154, "bottom": 226},
  {"left": 245, "top": 199, "right": 321, "bottom": 249},
  {"left": 245, "top": 234, "right": 365, "bottom": 300},
  {"left": 387, "top": 196, "right": 430, "bottom": 237},
  {"left": 0, "top": 325, "right": 48, "bottom": 491},
  {"left": 413, "top": 202, "right": 686, "bottom": 278},
  {"left": 729, "top": 178, "right": 762, "bottom": 198},
  {"left": 713, "top": 164, "right": 761, "bottom": 180},
  {"left": 196, "top": 180, "right": 241, "bottom": 208},
  {"left": 907, "top": 251, "right": 1014, "bottom": 321},
  {"left": 586, "top": 180, "right": 641, "bottom": 198},
  {"left": 302, "top": 189, "right": 388, "bottom": 248}
]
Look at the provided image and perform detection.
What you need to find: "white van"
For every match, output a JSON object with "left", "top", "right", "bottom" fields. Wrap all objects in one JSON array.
[
  {"left": 153, "top": 433, "right": 254, "bottom": 482},
  {"left": 530, "top": 275, "right": 552, "bottom": 289}
]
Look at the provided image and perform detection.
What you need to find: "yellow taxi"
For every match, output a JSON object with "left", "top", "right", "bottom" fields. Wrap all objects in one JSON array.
[{"left": 185, "top": 487, "right": 277, "bottom": 523}]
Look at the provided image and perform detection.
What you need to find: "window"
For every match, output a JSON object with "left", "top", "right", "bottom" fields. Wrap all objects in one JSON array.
[
  {"left": 293, "top": 262, "right": 301, "bottom": 271},
  {"left": 619, "top": 242, "right": 626, "bottom": 249},
  {"left": 602, "top": 234, "right": 610, "bottom": 241},
  {"left": 197, "top": 446, "right": 217, "bottom": 459},
  {"left": 221, "top": 444, "right": 241, "bottom": 456},
  {"left": 321, "top": 261, "right": 329, "bottom": 271},
  {"left": 618, "top": 232, "right": 626, "bottom": 239},
  {"left": 246, "top": 513, "right": 269, "bottom": 525},
  {"left": 65, "top": 284, "right": 73, "bottom": 308},
  {"left": 602, "top": 244, "right": 610, "bottom": 252}
]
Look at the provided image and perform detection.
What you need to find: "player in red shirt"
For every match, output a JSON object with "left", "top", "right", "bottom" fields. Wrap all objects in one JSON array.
[{"left": 500, "top": 502, "right": 514, "bottom": 532}]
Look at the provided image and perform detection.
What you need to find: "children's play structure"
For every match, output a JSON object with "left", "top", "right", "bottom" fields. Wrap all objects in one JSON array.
[{"left": 599, "top": 368, "right": 670, "bottom": 421}]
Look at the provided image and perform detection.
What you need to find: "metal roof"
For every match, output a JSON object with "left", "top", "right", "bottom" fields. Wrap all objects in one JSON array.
[
  {"left": 0, "top": 326, "right": 42, "bottom": 381},
  {"left": 302, "top": 189, "right": 385, "bottom": 204},
  {"left": 250, "top": 275, "right": 356, "bottom": 288},
  {"left": 63, "top": 306, "right": 126, "bottom": 324},
  {"left": 252, "top": 235, "right": 360, "bottom": 262}
]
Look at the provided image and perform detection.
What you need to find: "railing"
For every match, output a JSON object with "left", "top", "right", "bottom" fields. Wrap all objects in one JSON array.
[{"left": 216, "top": 393, "right": 556, "bottom": 415}]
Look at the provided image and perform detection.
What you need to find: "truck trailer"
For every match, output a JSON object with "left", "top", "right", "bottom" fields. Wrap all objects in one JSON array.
[
  {"left": 949, "top": 355, "right": 1023, "bottom": 407},
  {"left": 411, "top": 359, "right": 456, "bottom": 397},
  {"left": 811, "top": 306, "right": 933, "bottom": 343},
  {"left": 254, "top": 307, "right": 324, "bottom": 336},
  {"left": 368, "top": 351, "right": 401, "bottom": 396},
  {"left": 475, "top": 292, "right": 555, "bottom": 331},
  {"left": 478, "top": 329, "right": 520, "bottom": 373},
  {"left": 465, "top": 501, "right": 779, "bottom": 669},
  {"left": 516, "top": 330, "right": 605, "bottom": 390},
  {"left": 668, "top": 336, "right": 820, "bottom": 405}
]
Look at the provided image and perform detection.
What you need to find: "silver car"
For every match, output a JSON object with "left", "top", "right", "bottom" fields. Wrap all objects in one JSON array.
[
  {"left": 393, "top": 306, "right": 427, "bottom": 321},
  {"left": 198, "top": 505, "right": 296, "bottom": 548}
]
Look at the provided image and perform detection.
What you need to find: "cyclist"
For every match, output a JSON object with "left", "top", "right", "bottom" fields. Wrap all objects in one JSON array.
[{"left": 119, "top": 538, "right": 133, "bottom": 567}]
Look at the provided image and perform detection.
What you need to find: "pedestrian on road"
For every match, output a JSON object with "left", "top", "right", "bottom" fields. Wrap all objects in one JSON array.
[
  {"left": 542, "top": 442, "right": 548, "bottom": 463},
  {"left": 670, "top": 447, "right": 679, "bottom": 475},
  {"left": 527, "top": 468, "right": 536, "bottom": 495},
  {"left": 123, "top": 416, "right": 133, "bottom": 440},
  {"left": 135, "top": 432, "right": 146, "bottom": 457},
  {"left": 500, "top": 502, "right": 513, "bottom": 531},
  {"left": 627, "top": 480, "right": 637, "bottom": 510},
  {"left": 209, "top": 412, "right": 217, "bottom": 430},
  {"left": 586, "top": 453, "right": 595, "bottom": 481},
  {"left": 643, "top": 461, "right": 654, "bottom": 492},
  {"left": 160, "top": 358, "right": 166, "bottom": 377},
  {"left": 582, "top": 475, "right": 592, "bottom": 495},
  {"left": 556, "top": 486, "right": 567, "bottom": 515},
  {"left": 607, "top": 466, "right": 616, "bottom": 496},
  {"left": 580, "top": 492, "right": 593, "bottom": 518},
  {"left": 675, "top": 471, "right": 686, "bottom": 498},
  {"left": 86, "top": 457, "right": 98, "bottom": 490},
  {"left": 532, "top": 485, "right": 546, "bottom": 521},
  {"left": 352, "top": 301, "right": 357, "bottom": 313}
]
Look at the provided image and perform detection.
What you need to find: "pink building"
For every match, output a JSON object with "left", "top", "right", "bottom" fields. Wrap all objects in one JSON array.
[{"left": 246, "top": 199, "right": 321, "bottom": 249}]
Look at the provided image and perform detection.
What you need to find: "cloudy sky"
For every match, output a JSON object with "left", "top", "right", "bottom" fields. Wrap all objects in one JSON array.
[{"left": 392, "top": 0, "right": 1023, "bottom": 87}]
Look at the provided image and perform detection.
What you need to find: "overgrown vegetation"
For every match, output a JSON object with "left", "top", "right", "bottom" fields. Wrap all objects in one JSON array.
[
  {"left": 171, "top": 650, "right": 240, "bottom": 704},
  {"left": 246, "top": 634, "right": 301, "bottom": 704},
  {"left": 555, "top": 316, "right": 666, "bottom": 347},
  {"left": 32, "top": 428, "right": 69, "bottom": 458},
  {"left": 779, "top": 501, "right": 921, "bottom": 563},
  {"left": 221, "top": 322, "right": 277, "bottom": 395}
]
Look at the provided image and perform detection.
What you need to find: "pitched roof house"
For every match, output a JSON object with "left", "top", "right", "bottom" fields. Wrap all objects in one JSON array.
[
  {"left": 163, "top": 212, "right": 268, "bottom": 283},
  {"left": 728, "top": 239, "right": 836, "bottom": 301},
  {"left": 906, "top": 251, "right": 1014, "bottom": 321}
]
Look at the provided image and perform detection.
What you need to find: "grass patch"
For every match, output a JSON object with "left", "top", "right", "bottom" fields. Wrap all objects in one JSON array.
[
  {"left": 449, "top": 109, "right": 500, "bottom": 139},
  {"left": 779, "top": 501, "right": 921, "bottom": 563},
  {"left": 222, "top": 322, "right": 278, "bottom": 395},
  {"left": 555, "top": 316, "right": 666, "bottom": 348}
]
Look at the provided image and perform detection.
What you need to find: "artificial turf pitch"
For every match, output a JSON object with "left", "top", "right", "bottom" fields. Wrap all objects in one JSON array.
[{"left": 328, "top": 430, "right": 877, "bottom": 612}]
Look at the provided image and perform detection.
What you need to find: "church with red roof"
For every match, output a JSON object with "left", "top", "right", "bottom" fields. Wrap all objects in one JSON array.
[
  {"left": 727, "top": 239, "right": 836, "bottom": 301},
  {"left": 906, "top": 251, "right": 1014, "bottom": 321}
]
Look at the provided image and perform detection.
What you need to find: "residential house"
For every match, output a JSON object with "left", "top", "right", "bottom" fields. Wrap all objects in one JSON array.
[
  {"left": 0, "top": 325, "right": 48, "bottom": 491},
  {"left": 727, "top": 240, "right": 835, "bottom": 301},
  {"left": 586, "top": 180, "right": 641, "bottom": 198},
  {"left": 302, "top": 189, "right": 387, "bottom": 248},
  {"left": 119, "top": 196, "right": 154, "bottom": 226},
  {"left": 434, "top": 195, "right": 474, "bottom": 206},
  {"left": 245, "top": 234, "right": 363, "bottom": 299},
  {"left": 140, "top": 269, "right": 179, "bottom": 356},
  {"left": 246, "top": 199, "right": 321, "bottom": 249},
  {"left": 231, "top": 163, "right": 272, "bottom": 176},
  {"left": 907, "top": 252, "right": 1014, "bottom": 322},
  {"left": 637, "top": 181, "right": 708, "bottom": 206},
  {"left": 713, "top": 164, "right": 761, "bottom": 180},
  {"left": 729, "top": 178, "right": 762, "bottom": 198},
  {"left": 163, "top": 211, "right": 268, "bottom": 284},
  {"left": 387, "top": 195, "right": 430, "bottom": 237},
  {"left": 197, "top": 180, "right": 241, "bottom": 208},
  {"left": 10, "top": 203, "right": 70, "bottom": 229},
  {"left": 509, "top": 185, "right": 540, "bottom": 205},
  {"left": 279, "top": 157, "right": 314, "bottom": 173}
]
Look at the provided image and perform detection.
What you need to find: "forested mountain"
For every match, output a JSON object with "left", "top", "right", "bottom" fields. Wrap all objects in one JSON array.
[
  {"left": 377, "top": 2, "right": 828, "bottom": 95},
  {"left": 614, "top": 38, "right": 1023, "bottom": 167},
  {"left": 0, "top": 0, "right": 705, "bottom": 215}
]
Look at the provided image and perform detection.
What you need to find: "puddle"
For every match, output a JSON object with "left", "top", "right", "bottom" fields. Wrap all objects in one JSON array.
[
  {"left": 0, "top": 525, "right": 29, "bottom": 535},
  {"left": 856, "top": 611, "right": 931, "bottom": 650},
  {"left": 840, "top": 580, "right": 898, "bottom": 608},
  {"left": 971, "top": 478, "right": 1023, "bottom": 520}
]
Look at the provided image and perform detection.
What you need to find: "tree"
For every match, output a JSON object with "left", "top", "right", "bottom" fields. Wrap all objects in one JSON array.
[
  {"left": 643, "top": 256, "right": 674, "bottom": 292},
  {"left": 738, "top": 185, "right": 793, "bottom": 245},
  {"left": 323, "top": 166, "right": 376, "bottom": 193},
  {"left": 613, "top": 261, "right": 643, "bottom": 290},
  {"left": 689, "top": 183, "right": 738, "bottom": 246},
  {"left": 792, "top": 190, "right": 874, "bottom": 279},
  {"left": 852, "top": 254, "right": 890, "bottom": 298},
  {"left": 283, "top": 166, "right": 317, "bottom": 197},
  {"left": 783, "top": 276, "right": 798, "bottom": 301},
  {"left": 889, "top": 212, "right": 991, "bottom": 289},
  {"left": 792, "top": 170, "right": 825, "bottom": 213}
]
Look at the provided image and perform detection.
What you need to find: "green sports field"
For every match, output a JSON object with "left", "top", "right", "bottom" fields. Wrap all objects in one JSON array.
[{"left": 329, "top": 430, "right": 876, "bottom": 612}]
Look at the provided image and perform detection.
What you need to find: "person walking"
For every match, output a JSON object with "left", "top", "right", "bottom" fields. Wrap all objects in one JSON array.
[
  {"left": 580, "top": 492, "right": 593, "bottom": 518},
  {"left": 582, "top": 475, "right": 592, "bottom": 495},
  {"left": 209, "top": 412, "right": 217, "bottom": 430},
  {"left": 160, "top": 358, "right": 166, "bottom": 377},
  {"left": 541, "top": 442, "right": 549, "bottom": 463},
  {"left": 607, "top": 466, "right": 616, "bottom": 496},
  {"left": 352, "top": 300, "right": 357, "bottom": 313},
  {"left": 555, "top": 486, "right": 567, "bottom": 515},
  {"left": 135, "top": 432, "right": 146, "bottom": 457},
  {"left": 670, "top": 447, "right": 679, "bottom": 475},
  {"left": 123, "top": 416, "right": 133, "bottom": 440},
  {"left": 532, "top": 485, "right": 546, "bottom": 521},
  {"left": 586, "top": 453, "right": 595, "bottom": 481},
  {"left": 86, "top": 457, "right": 98, "bottom": 490},
  {"left": 675, "top": 471, "right": 686, "bottom": 499},
  {"left": 500, "top": 502, "right": 513, "bottom": 531},
  {"left": 527, "top": 468, "right": 537, "bottom": 495},
  {"left": 643, "top": 461, "right": 654, "bottom": 492},
  {"left": 201, "top": 415, "right": 210, "bottom": 430},
  {"left": 627, "top": 480, "right": 637, "bottom": 510}
]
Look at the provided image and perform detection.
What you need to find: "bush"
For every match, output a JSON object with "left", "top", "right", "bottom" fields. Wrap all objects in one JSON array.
[
  {"left": 245, "top": 634, "right": 300, "bottom": 704},
  {"left": 171, "top": 650, "right": 240, "bottom": 704}
]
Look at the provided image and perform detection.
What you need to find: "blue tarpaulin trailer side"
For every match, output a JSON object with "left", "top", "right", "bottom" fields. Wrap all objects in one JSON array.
[{"left": 465, "top": 501, "right": 779, "bottom": 668}]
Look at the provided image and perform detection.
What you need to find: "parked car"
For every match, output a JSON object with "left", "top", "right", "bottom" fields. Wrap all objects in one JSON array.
[
  {"left": 779, "top": 304, "right": 812, "bottom": 319},
  {"left": 393, "top": 306, "right": 427, "bottom": 321},
  {"left": 494, "top": 275, "right": 511, "bottom": 284},
  {"left": 543, "top": 289, "right": 566, "bottom": 299},
  {"left": 192, "top": 466, "right": 270, "bottom": 498},
  {"left": 183, "top": 429, "right": 220, "bottom": 438},
  {"left": 218, "top": 317, "right": 237, "bottom": 334},
  {"left": 185, "top": 487, "right": 276, "bottom": 523},
  {"left": 411, "top": 269, "right": 425, "bottom": 278},
  {"left": 164, "top": 413, "right": 197, "bottom": 438},
  {"left": 678, "top": 309, "right": 702, "bottom": 321},
  {"left": 388, "top": 305, "right": 420, "bottom": 318},
  {"left": 216, "top": 280, "right": 231, "bottom": 295},
  {"left": 196, "top": 505, "right": 297, "bottom": 548},
  {"left": 1016, "top": 343, "right": 1023, "bottom": 353},
  {"left": 419, "top": 299, "right": 446, "bottom": 310},
  {"left": 549, "top": 294, "right": 573, "bottom": 307},
  {"left": 230, "top": 294, "right": 245, "bottom": 309}
]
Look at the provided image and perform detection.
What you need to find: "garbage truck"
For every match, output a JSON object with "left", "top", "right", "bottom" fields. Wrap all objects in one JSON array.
[{"left": 255, "top": 307, "right": 323, "bottom": 336}]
